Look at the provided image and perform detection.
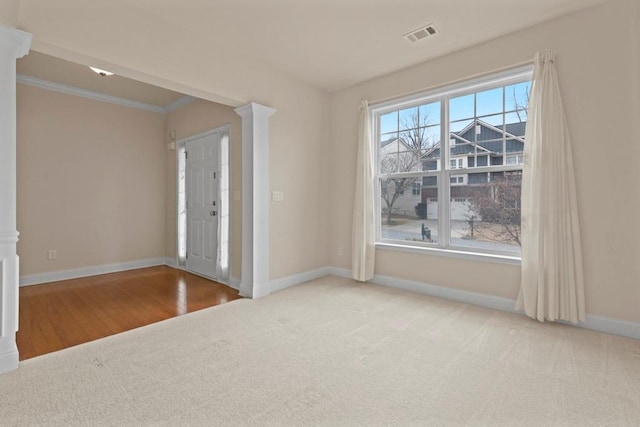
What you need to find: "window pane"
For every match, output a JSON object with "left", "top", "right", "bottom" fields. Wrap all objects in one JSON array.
[
  {"left": 481, "top": 113, "right": 504, "bottom": 128},
  {"left": 504, "top": 114, "right": 527, "bottom": 136},
  {"left": 397, "top": 151, "right": 423, "bottom": 173},
  {"left": 399, "top": 106, "right": 419, "bottom": 130},
  {"left": 380, "top": 176, "right": 439, "bottom": 244},
  {"left": 449, "top": 173, "right": 521, "bottom": 254},
  {"left": 505, "top": 81, "right": 531, "bottom": 112},
  {"left": 423, "top": 125, "right": 440, "bottom": 150},
  {"left": 450, "top": 118, "right": 473, "bottom": 133},
  {"left": 380, "top": 111, "right": 398, "bottom": 134},
  {"left": 450, "top": 94, "right": 474, "bottom": 121},
  {"left": 380, "top": 131, "right": 398, "bottom": 149},
  {"left": 505, "top": 138, "right": 524, "bottom": 157},
  {"left": 476, "top": 87, "right": 504, "bottom": 117},
  {"left": 419, "top": 102, "right": 441, "bottom": 126},
  {"left": 450, "top": 143, "right": 473, "bottom": 165},
  {"left": 380, "top": 152, "right": 398, "bottom": 173}
]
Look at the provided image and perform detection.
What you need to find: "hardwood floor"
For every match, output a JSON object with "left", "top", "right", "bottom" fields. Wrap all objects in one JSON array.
[{"left": 16, "top": 266, "right": 242, "bottom": 360}]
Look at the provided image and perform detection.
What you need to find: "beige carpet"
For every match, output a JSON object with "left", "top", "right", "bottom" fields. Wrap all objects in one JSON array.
[{"left": 1, "top": 276, "right": 639, "bottom": 426}]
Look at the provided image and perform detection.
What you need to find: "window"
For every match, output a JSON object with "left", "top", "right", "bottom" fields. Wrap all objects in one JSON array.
[
  {"left": 374, "top": 66, "right": 531, "bottom": 257},
  {"left": 506, "top": 154, "right": 524, "bottom": 165}
]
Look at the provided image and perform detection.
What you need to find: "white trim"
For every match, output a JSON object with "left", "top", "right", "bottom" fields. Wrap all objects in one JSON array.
[
  {"left": 0, "top": 231, "right": 19, "bottom": 244},
  {"left": 164, "top": 95, "right": 196, "bottom": 113},
  {"left": 327, "top": 267, "right": 640, "bottom": 341},
  {"left": 268, "top": 267, "right": 332, "bottom": 294},
  {"left": 19, "top": 258, "right": 166, "bottom": 287},
  {"left": 17, "top": 74, "right": 165, "bottom": 113},
  {"left": 229, "top": 277, "right": 241, "bottom": 291},
  {"left": 370, "top": 65, "right": 533, "bottom": 114},
  {"left": 164, "top": 257, "right": 178, "bottom": 268},
  {"left": 376, "top": 242, "right": 521, "bottom": 266},
  {"left": 17, "top": 74, "right": 196, "bottom": 115},
  {"left": 0, "top": 348, "right": 19, "bottom": 375}
]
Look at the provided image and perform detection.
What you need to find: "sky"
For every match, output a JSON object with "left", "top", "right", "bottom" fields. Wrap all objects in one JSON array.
[{"left": 379, "top": 81, "right": 531, "bottom": 142}]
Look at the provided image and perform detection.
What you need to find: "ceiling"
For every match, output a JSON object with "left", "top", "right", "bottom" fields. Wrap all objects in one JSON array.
[
  {"left": 121, "top": 0, "right": 606, "bottom": 92},
  {"left": 17, "top": 51, "right": 185, "bottom": 108},
  {"left": 16, "top": 0, "right": 607, "bottom": 96}
]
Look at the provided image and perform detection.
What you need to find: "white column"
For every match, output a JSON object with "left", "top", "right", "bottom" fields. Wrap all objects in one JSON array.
[
  {"left": 0, "top": 24, "right": 31, "bottom": 374},
  {"left": 234, "top": 102, "right": 276, "bottom": 298}
]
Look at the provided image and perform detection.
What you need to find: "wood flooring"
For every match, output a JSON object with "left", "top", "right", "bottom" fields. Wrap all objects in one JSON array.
[{"left": 16, "top": 266, "right": 241, "bottom": 360}]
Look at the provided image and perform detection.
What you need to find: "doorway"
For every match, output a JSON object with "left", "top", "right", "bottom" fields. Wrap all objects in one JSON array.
[{"left": 177, "top": 126, "right": 231, "bottom": 282}]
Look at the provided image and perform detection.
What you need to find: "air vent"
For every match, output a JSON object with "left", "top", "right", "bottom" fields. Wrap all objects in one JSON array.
[{"left": 403, "top": 24, "right": 438, "bottom": 43}]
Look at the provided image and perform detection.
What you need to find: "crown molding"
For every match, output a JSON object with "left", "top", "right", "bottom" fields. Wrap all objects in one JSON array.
[
  {"left": 17, "top": 74, "right": 195, "bottom": 114},
  {"left": 164, "top": 95, "right": 196, "bottom": 113}
]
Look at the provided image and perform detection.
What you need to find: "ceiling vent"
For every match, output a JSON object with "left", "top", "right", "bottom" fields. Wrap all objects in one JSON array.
[{"left": 403, "top": 24, "right": 438, "bottom": 43}]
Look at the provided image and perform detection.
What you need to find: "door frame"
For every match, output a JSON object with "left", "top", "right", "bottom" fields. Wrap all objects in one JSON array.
[{"left": 175, "top": 124, "right": 232, "bottom": 283}]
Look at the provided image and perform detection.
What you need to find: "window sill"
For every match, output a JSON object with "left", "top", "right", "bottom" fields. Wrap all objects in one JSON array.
[{"left": 375, "top": 242, "right": 521, "bottom": 266}]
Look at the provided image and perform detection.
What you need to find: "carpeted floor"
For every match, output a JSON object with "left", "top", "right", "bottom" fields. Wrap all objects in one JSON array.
[{"left": 1, "top": 276, "right": 639, "bottom": 426}]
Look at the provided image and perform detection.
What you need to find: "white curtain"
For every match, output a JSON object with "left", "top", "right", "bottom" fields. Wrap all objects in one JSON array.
[
  {"left": 352, "top": 100, "right": 376, "bottom": 281},
  {"left": 516, "top": 50, "right": 585, "bottom": 323}
]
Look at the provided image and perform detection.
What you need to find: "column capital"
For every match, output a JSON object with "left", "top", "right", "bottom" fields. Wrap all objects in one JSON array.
[
  {"left": 0, "top": 24, "right": 32, "bottom": 58},
  {"left": 234, "top": 102, "right": 277, "bottom": 120}
]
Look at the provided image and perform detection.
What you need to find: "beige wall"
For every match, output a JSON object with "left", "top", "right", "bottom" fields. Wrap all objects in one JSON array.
[
  {"left": 16, "top": 1, "right": 333, "bottom": 281},
  {"left": 0, "top": 0, "right": 20, "bottom": 27},
  {"left": 164, "top": 99, "right": 242, "bottom": 280},
  {"left": 17, "top": 84, "right": 166, "bottom": 275},
  {"left": 330, "top": 0, "right": 640, "bottom": 323}
]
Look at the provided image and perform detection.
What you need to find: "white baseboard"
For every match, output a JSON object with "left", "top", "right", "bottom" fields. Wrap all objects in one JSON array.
[
  {"left": 328, "top": 267, "right": 640, "bottom": 341},
  {"left": 228, "top": 277, "right": 241, "bottom": 291},
  {"left": 163, "top": 257, "right": 178, "bottom": 268},
  {"left": 0, "top": 349, "right": 18, "bottom": 374},
  {"left": 268, "top": 267, "right": 332, "bottom": 295},
  {"left": 19, "top": 258, "right": 167, "bottom": 287}
]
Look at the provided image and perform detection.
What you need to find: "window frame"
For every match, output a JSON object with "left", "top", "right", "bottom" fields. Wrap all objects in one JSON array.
[{"left": 371, "top": 65, "right": 532, "bottom": 261}]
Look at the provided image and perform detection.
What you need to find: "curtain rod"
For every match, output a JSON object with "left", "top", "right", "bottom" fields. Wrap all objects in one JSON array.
[{"left": 368, "top": 59, "right": 534, "bottom": 107}]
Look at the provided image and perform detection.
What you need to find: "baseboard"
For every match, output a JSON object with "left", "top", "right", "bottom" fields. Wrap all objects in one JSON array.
[
  {"left": 580, "top": 315, "right": 640, "bottom": 340},
  {"left": 19, "top": 258, "right": 167, "bottom": 287},
  {"left": 268, "top": 267, "right": 332, "bottom": 295},
  {"left": 228, "top": 277, "right": 241, "bottom": 291},
  {"left": 327, "top": 267, "right": 640, "bottom": 341},
  {"left": 0, "top": 349, "right": 18, "bottom": 374},
  {"left": 163, "top": 257, "right": 178, "bottom": 268}
]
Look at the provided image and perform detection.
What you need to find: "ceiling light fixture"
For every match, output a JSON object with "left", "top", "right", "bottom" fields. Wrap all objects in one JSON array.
[{"left": 89, "top": 66, "right": 114, "bottom": 77}]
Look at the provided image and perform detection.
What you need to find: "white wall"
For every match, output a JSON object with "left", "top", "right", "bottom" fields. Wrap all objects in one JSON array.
[{"left": 329, "top": 0, "right": 640, "bottom": 323}]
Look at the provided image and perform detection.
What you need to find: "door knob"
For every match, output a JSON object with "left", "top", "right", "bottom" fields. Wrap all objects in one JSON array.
[{"left": 210, "top": 210, "right": 216, "bottom": 216}]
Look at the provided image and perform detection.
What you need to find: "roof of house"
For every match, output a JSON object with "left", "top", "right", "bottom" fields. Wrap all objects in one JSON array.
[{"left": 425, "top": 119, "right": 526, "bottom": 159}]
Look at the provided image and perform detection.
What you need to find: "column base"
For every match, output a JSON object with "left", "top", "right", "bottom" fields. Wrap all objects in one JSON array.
[{"left": 0, "top": 346, "right": 19, "bottom": 374}]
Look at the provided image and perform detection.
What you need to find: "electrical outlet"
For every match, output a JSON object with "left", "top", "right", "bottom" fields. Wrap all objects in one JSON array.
[{"left": 47, "top": 249, "right": 57, "bottom": 260}]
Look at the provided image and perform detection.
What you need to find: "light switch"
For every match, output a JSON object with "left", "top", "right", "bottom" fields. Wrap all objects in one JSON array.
[{"left": 272, "top": 191, "right": 284, "bottom": 202}]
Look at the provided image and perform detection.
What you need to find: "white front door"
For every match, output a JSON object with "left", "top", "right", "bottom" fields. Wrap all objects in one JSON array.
[{"left": 185, "top": 133, "right": 218, "bottom": 278}]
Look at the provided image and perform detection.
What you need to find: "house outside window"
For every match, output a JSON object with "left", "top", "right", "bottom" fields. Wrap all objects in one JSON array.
[{"left": 373, "top": 66, "right": 531, "bottom": 257}]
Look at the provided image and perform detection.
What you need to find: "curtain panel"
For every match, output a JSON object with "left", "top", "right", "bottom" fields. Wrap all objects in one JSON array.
[
  {"left": 516, "top": 50, "right": 586, "bottom": 323},
  {"left": 352, "top": 101, "right": 376, "bottom": 282}
]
